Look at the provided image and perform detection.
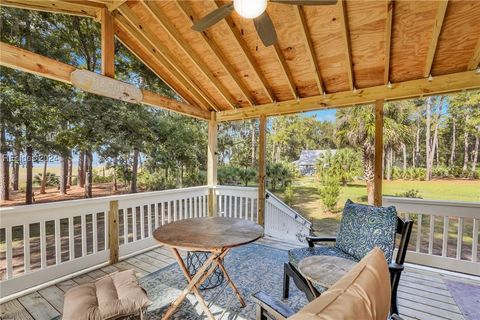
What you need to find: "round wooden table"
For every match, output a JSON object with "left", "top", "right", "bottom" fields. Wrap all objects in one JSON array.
[{"left": 153, "top": 217, "right": 263, "bottom": 320}]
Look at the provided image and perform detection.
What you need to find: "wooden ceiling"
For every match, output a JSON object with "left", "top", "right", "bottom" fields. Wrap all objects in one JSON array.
[{"left": 1, "top": 0, "right": 480, "bottom": 121}]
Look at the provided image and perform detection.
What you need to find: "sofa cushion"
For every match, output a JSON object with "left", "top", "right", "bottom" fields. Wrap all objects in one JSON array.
[
  {"left": 335, "top": 199, "right": 397, "bottom": 262},
  {"left": 288, "top": 248, "right": 391, "bottom": 320},
  {"left": 288, "top": 246, "right": 358, "bottom": 293},
  {"left": 63, "top": 270, "right": 151, "bottom": 320}
]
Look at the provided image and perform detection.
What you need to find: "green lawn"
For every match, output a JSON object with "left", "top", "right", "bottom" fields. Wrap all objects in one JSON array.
[{"left": 274, "top": 177, "right": 480, "bottom": 237}]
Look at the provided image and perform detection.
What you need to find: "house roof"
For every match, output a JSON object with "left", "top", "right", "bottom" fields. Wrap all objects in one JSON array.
[
  {"left": 1, "top": 0, "right": 480, "bottom": 121},
  {"left": 294, "top": 149, "right": 336, "bottom": 166}
]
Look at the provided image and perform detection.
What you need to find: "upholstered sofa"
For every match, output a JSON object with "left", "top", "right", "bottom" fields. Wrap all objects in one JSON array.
[
  {"left": 283, "top": 200, "right": 413, "bottom": 315},
  {"left": 253, "top": 248, "right": 404, "bottom": 320}
]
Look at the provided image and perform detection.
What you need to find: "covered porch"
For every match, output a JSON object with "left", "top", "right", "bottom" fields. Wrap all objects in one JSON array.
[{"left": 1, "top": 0, "right": 479, "bottom": 319}]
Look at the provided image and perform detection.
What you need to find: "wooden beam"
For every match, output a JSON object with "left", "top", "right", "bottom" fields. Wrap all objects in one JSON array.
[
  {"left": 374, "top": 100, "right": 384, "bottom": 206},
  {"left": 215, "top": 1, "right": 276, "bottom": 103},
  {"left": 0, "top": 0, "right": 101, "bottom": 18},
  {"left": 0, "top": 41, "right": 210, "bottom": 120},
  {"left": 294, "top": 6, "right": 324, "bottom": 95},
  {"left": 338, "top": 0, "right": 354, "bottom": 91},
  {"left": 114, "top": 18, "right": 206, "bottom": 109},
  {"left": 273, "top": 43, "right": 297, "bottom": 99},
  {"left": 384, "top": 0, "right": 393, "bottom": 85},
  {"left": 101, "top": 7, "right": 115, "bottom": 78},
  {"left": 216, "top": 70, "right": 480, "bottom": 121},
  {"left": 140, "top": 1, "right": 237, "bottom": 109},
  {"left": 207, "top": 112, "right": 218, "bottom": 217},
  {"left": 258, "top": 115, "right": 267, "bottom": 227},
  {"left": 468, "top": 37, "right": 480, "bottom": 70},
  {"left": 176, "top": 1, "right": 256, "bottom": 106},
  {"left": 424, "top": 0, "right": 448, "bottom": 78},
  {"left": 108, "top": 200, "right": 119, "bottom": 264},
  {"left": 114, "top": 9, "right": 218, "bottom": 111}
]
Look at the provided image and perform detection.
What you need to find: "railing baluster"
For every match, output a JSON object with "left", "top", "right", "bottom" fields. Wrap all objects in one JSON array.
[
  {"left": 24, "top": 224, "right": 30, "bottom": 274},
  {"left": 122, "top": 209, "right": 128, "bottom": 245},
  {"left": 204, "top": 195, "right": 207, "bottom": 216},
  {"left": 168, "top": 201, "right": 172, "bottom": 223},
  {"left": 69, "top": 217, "right": 74, "bottom": 261},
  {"left": 81, "top": 215, "right": 87, "bottom": 257},
  {"left": 55, "top": 219, "right": 61, "bottom": 264},
  {"left": 442, "top": 216, "right": 449, "bottom": 257},
  {"left": 250, "top": 198, "right": 254, "bottom": 221},
  {"left": 132, "top": 207, "right": 138, "bottom": 240},
  {"left": 193, "top": 197, "right": 197, "bottom": 218},
  {"left": 40, "top": 221, "right": 46, "bottom": 268},
  {"left": 416, "top": 214, "right": 422, "bottom": 252},
  {"left": 92, "top": 213, "right": 98, "bottom": 254},
  {"left": 456, "top": 217, "right": 463, "bottom": 260},
  {"left": 140, "top": 205, "right": 145, "bottom": 239},
  {"left": 173, "top": 200, "right": 177, "bottom": 221},
  {"left": 473, "top": 219, "right": 478, "bottom": 263},
  {"left": 6, "top": 227, "right": 12, "bottom": 279},
  {"left": 104, "top": 211, "right": 108, "bottom": 250},
  {"left": 161, "top": 202, "right": 165, "bottom": 225},
  {"left": 148, "top": 204, "right": 153, "bottom": 236},
  {"left": 428, "top": 215, "right": 435, "bottom": 255},
  {"left": 154, "top": 203, "right": 159, "bottom": 229},
  {"left": 189, "top": 198, "right": 193, "bottom": 218}
]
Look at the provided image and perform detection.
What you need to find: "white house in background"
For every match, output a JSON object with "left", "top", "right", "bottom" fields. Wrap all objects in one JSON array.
[{"left": 293, "top": 149, "right": 337, "bottom": 176}]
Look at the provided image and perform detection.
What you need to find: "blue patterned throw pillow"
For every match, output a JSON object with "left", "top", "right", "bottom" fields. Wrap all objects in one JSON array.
[{"left": 335, "top": 199, "right": 397, "bottom": 262}]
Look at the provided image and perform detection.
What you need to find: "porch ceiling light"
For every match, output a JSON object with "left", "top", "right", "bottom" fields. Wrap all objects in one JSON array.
[{"left": 234, "top": 0, "right": 267, "bottom": 19}]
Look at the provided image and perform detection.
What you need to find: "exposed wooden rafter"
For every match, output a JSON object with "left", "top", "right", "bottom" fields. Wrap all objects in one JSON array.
[
  {"left": 272, "top": 43, "right": 297, "bottom": 99},
  {"left": 294, "top": 6, "right": 324, "bottom": 95},
  {"left": 115, "top": 6, "right": 220, "bottom": 111},
  {"left": 216, "top": 71, "right": 480, "bottom": 121},
  {"left": 140, "top": 1, "right": 237, "bottom": 110},
  {"left": 468, "top": 38, "right": 480, "bottom": 70},
  {"left": 101, "top": 7, "right": 115, "bottom": 78},
  {"left": 176, "top": 1, "right": 256, "bottom": 106},
  {"left": 384, "top": 0, "right": 393, "bottom": 85},
  {"left": 424, "top": 0, "right": 449, "bottom": 78},
  {"left": 0, "top": 0, "right": 101, "bottom": 18},
  {"left": 214, "top": 1, "right": 276, "bottom": 103},
  {"left": 338, "top": 0, "right": 354, "bottom": 91},
  {"left": 0, "top": 41, "right": 210, "bottom": 120}
]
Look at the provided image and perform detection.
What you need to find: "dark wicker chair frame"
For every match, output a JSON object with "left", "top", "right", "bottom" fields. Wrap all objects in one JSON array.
[{"left": 283, "top": 216, "right": 413, "bottom": 316}]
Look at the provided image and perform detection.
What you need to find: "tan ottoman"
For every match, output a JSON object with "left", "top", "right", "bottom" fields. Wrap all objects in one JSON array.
[{"left": 63, "top": 270, "right": 151, "bottom": 320}]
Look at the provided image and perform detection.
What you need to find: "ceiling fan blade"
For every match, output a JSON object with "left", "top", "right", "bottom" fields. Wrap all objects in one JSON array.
[
  {"left": 191, "top": 2, "right": 234, "bottom": 32},
  {"left": 254, "top": 12, "right": 278, "bottom": 47},
  {"left": 270, "top": 0, "right": 338, "bottom": 5}
]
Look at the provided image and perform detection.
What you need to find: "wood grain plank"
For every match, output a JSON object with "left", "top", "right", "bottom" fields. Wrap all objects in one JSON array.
[
  {"left": 56, "top": 279, "right": 78, "bottom": 293},
  {"left": 399, "top": 299, "right": 464, "bottom": 320},
  {"left": 114, "top": 260, "right": 147, "bottom": 277},
  {"left": 18, "top": 292, "right": 60, "bottom": 320},
  {"left": 0, "top": 299, "right": 34, "bottom": 320},
  {"left": 38, "top": 286, "right": 64, "bottom": 313}
]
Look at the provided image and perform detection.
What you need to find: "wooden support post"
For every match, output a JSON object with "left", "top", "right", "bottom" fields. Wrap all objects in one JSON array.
[
  {"left": 374, "top": 100, "right": 384, "bottom": 207},
  {"left": 101, "top": 7, "right": 115, "bottom": 78},
  {"left": 258, "top": 115, "right": 267, "bottom": 227},
  {"left": 108, "top": 200, "right": 119, "bottom": 264},
  {"left": 207, "top": 112, "right": 218, "bottom": 216}
]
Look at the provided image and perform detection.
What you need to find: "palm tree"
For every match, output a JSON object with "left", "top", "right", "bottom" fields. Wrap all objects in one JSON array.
[{"left": 336, "top": 103, "right": 411, "bottom": 204}]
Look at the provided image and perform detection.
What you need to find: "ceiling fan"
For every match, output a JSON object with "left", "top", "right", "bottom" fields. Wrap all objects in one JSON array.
[{"left": 191, "top": 0, "right": 338, "bottom": 47}]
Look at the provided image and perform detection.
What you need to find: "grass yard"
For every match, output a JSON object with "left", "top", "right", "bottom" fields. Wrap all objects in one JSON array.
[{"left": 274, "top": 177, "right": 480, "bottom": 237}]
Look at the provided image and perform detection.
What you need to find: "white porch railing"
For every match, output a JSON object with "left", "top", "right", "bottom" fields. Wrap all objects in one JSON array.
[
  {"left": 0, "top": 185, "right": 310, "bottom": 302},
  {"left": 383, "top": 196, "right": 480, "bottom": 276}
]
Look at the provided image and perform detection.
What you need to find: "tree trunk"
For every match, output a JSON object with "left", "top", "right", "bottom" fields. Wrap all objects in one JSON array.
[
  {"left": 40, "top": 159, "right": 48, "bottom": 194},
  {"left": 463, "top": 128, "right": 469, "bottom": 172},
  {"left": 471, "top": 132, "right": 479, "bottom": 177},
  {"left": 11, "top": 146, "right": 20, "bottom": 191},
  {"left": 84, "top": 150, "right": 93, "bottom": 198},
  {"left": 113, "top": 158, "right": 118, "bottom": 192},
  {"left": 131, "top": 148, "right": 139, "bottom": 193},
  {"left": 78, "top": 150, "right": 85, "bottom": 187},
  {"left": 26, "top": 145, "right": 33, "bottom": 204},
  {"left": 60, "top": 155, "right": 68, "bottom": 195},
  {"left": 449, "top": 120, "right": 456, "bottom": 166},
  {"left": 402, "top": 143, "right": 407, "bottom": 177},
  {"left": 68, "top": 153, "right": 73, "bottom": 187},
  {"left": 363, "top": 144, "right": 375, "bottom": 205},
  {"left": 425, "top": 100, "right": 432, "bottom": 181},
  {"left": 435, "top": 137, "right": 439, "bottom": 167},
  {"left": 386, "top": 147, "right": 393, "bottom": 181},
  {"left": 414, "top": 127, "right": 420, "bottom": 168},
  {"left": 0, "top": 125, "right": 9, "bottom": 201}
]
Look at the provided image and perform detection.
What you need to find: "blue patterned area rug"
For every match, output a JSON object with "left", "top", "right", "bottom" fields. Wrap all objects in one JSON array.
[
  {"left": 138, "top": 243, "right": 309, "bottom": 319},
  {"left": 445, "top": 280, "right": 480, "bottom": 320}
]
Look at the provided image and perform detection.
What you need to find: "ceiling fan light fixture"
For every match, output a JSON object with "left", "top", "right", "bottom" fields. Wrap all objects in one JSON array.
[{"left": 234, "top": 0, "right": 267, "bottom": 19}]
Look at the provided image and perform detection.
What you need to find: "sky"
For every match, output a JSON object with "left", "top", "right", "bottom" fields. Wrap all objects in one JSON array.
[{"left": 304, "top": 109, "right": 336, "bottom": 122}]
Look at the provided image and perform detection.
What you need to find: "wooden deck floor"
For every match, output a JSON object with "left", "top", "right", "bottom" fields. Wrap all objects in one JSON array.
[{"left": 0, "top": 237, "right": 477, "bottom": 320}]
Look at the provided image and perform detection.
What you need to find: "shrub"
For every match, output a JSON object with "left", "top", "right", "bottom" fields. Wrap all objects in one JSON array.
[
  {"left": 284, "top": 186, "right": 294, "bottom": 206},
  {"left": 218, "top": 166, "right": 241, "bottom": 185},
  {"left": 432, "top": 165, "right": 450, "bottom": 178},
  {"left": 394, "top": 189, "right": 422, "bottom": 199},
  {"left": 93, "top": 173, "right": 113, "bottom": 183},
  {"left": 318, "top": 174, "right": 340, "bottom": 211},
  {"left": 267, "top": 162, "right": 297, "bottom": 191},
  {"left": 316, "top": 148, "right": 361, "bottom": 185},
  {"left": 391, "top": 166, "right": 403, "bottom": 180},
  {"left": 33, "top": 172, "right": 59, "bottom": 187},
  {"left": 238, "top": 167, "right": 257, "bottom": 186},
  {"left": 137, "top": 171, "right": 165, "bottom": 191}
]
